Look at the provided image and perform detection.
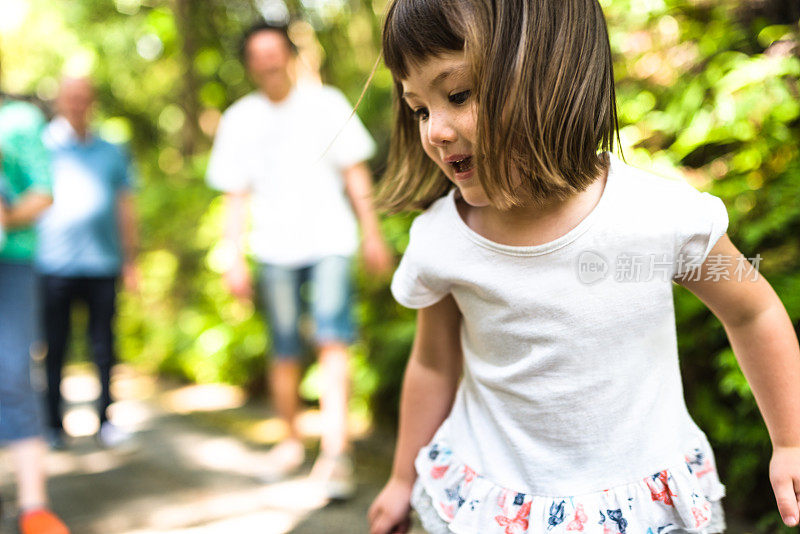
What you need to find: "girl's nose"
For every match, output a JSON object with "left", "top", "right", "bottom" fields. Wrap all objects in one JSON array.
[{"left": 427, "top": 113, "right": 457, "bottom": 146}]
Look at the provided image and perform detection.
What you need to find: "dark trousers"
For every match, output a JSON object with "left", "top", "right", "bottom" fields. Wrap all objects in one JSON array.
[{"left": 40, "top": 274, "right": 117, "bottom": 431}]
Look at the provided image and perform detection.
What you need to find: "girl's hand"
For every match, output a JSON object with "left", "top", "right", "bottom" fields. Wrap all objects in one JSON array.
[
  {"left": 368, "top": 477, "right": 414, "bottom": 534},
  {"left": 769, "top": 446, "right": 800, "bottom": 527}
]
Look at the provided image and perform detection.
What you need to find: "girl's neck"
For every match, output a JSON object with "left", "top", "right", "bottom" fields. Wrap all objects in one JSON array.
[{"left": 458, "top": 163, "right": 610, "bottom": 248}]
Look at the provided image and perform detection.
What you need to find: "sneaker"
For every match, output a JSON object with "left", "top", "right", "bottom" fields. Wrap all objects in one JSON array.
[
  {"left": 309, "top": 453, "right": 356, "bottom": 501},
  {"left": 18, "top": 508, "right": 70, "bottom": 534},
  {"left": 258, "top": 439, "right": 305, "bottom": 483},
  {"left": 96, "top": 421, "right": 132, "bottom": 449}
]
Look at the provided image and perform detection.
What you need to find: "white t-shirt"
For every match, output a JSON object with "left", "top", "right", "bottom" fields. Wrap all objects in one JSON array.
[
  {"left": 391, "top": 153, "right": 729, "bottom": 531},
  {"left": 207, "top": 84, "right": 375, "bottom": 266}
]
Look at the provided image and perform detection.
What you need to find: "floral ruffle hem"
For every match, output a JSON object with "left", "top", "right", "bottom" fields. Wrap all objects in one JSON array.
[{"left": 412, "top": 437, "right": 726, "bottom": 534}]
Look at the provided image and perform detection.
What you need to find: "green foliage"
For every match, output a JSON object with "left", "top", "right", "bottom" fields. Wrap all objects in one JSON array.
[
  {"left": 2, "top": 0, "right": 798, "bottom": 527},
  {"left": 606, "top": 1, "right": 800, "bottom": 526}
]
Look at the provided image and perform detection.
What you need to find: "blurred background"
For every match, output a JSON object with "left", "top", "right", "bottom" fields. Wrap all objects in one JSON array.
[{"left": 0, "top": 0, "right": 799, "bottom": 532}]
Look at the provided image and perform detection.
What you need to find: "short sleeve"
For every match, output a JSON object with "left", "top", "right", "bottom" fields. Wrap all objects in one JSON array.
[
  {"left": 324, "top": 88, "right": 376, "bottom": 169},
  {"left": 673, "top": 182, "right": 729, "bottom": 278},
  {"left": 206, "top": 106, "right": 252, "bottom": 193},
  {"left": 10, "top": 111, "right": 52, "bottom": 195},
  {"left": 390, "top": 216, "right": 450, "bottom": 308}
]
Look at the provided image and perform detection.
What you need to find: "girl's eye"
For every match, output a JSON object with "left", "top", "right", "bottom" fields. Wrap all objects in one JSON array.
[
  {"left": 449, "top": 90, "right": 471, "bottom": 105},
  {"left": 412, "top": 107, "right": 430, "bottom": 121}
]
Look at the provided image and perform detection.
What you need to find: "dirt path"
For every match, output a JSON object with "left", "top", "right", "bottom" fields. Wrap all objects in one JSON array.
[{"left": 0, "top": 365, "right": 423, "bottom": 533}]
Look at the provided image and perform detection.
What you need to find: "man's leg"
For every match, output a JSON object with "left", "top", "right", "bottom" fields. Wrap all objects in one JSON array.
[
  {"left": 40, "top": 275, "right": 73, "bottom": 437},
  {"left": 310, "top": 255, "right": 355, "bottom": 457},
  {"left": 83, "top": 277, "right": 117, "bottom": 426},
  {"left": 309, "top": 256, "right": 356, "bottom": 497},
  {"left": 268, "top": 358, "right": 302, "bottom": 441},
  {"left": 257, "top": 263, "right": 306, "bottom": 479},
  {"left": 317, "top": 341, "right": 350, "bottom": 457}
]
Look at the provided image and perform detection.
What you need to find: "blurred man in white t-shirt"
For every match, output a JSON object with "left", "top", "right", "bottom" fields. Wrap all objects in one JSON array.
[{"left": 207, "top": 21, "right": 391, "bottom": 497}]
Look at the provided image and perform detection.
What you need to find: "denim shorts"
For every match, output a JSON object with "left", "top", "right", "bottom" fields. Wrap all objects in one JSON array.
[
  {"left": 257, "top": 255, "right": 355, "bottom": 358},
  {"left": 0, "top": 261, "right": 43, "bottom": 442}
]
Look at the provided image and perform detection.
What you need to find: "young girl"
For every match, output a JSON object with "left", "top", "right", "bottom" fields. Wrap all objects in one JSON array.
[{"left": 367, "top": 1, "right": 800, "bottom": 533}]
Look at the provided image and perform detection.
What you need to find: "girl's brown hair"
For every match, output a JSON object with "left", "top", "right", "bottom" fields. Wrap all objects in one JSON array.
[{"left": 377, "top": 0, "right": 621, "bottom": 212}]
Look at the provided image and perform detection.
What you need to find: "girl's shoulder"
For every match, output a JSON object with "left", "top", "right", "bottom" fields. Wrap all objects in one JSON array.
[
  {"left": 609, "top": 157, "right": 729, "bottom": 259},
  {"left": 610, "top": 155, "right": 725, "bottom": 219},
  {"left": 612, "top": 157, "right": 691, "bottom": 198},
  {"left": 407, "top": 188, "right": 455, "bottom": 237},
  {"left": 391, "top": 190, "right": 458, "bottom": 309}
]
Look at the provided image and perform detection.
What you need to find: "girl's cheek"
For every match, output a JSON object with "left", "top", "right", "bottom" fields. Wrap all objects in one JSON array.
[
  {"left": 421, "top": 141, "right": 439, "bottom": 165},
  {"left": 418, "top": 127, "right": 433, "bottom": 158}
]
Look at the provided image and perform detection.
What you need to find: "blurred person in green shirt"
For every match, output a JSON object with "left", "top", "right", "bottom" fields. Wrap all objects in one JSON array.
[{"left": 0, "top": 63, "right": 70, "bottom": 533}]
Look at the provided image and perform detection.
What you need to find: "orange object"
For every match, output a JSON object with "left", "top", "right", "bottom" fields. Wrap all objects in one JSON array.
[{"left": 18, "top": 508, "right": 70, "bottom": 534}]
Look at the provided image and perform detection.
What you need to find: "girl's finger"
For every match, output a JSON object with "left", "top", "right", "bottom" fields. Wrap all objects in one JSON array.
[
  {"left": 370, "top": 516, "right": 389, "bottom": 534},
  {"left": 795, "top": 476, "right": 800, "bottom": 518},
  {"left": 773, "top": 476, "right": 800, "bottom": 526},
  {"left": 367, "top": 499, "right": 385, "bottom": 525},
  {"left": 392, "top": 516, "right": 411, "bottom": 533}
]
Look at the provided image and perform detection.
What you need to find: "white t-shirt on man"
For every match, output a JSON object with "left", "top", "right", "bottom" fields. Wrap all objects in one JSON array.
[{"left": 207, "top": 83, "right": 375, "bottom": 266}]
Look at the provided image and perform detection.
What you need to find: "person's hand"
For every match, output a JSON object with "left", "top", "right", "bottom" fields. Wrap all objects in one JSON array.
[
  {"left": 367, "top": 477, "right": 414, "bottom": 534},
  {"left": 361, "top": 232, "right": 393, "bottom": 277},
  {"left": 225, "top": 256, "right": 253, "bottom": 301},
  {"left": 769, "top": 446, "right": 800, "bottom": 527},
  {"left": 121, "top": 260, "right": 141, "bottom": 293}
]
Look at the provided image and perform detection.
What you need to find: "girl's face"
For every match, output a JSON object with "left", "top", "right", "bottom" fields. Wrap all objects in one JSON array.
[{"left": 400, "top": 52, "right": 488, "bottom": 207}]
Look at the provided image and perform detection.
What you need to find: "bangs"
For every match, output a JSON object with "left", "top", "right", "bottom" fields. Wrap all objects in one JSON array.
[{"left": 382, "top": 0, "right": 466, "bottom": 79}]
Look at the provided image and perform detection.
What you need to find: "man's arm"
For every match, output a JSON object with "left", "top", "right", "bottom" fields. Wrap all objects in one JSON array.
[
  {"left": 342, "top": 162, "right": 392, "bottom": 276},
  {"left": 116, "top": 191, "right": 140, "bottom": 291},
  {"left": 223, "top": 191, "right": 252, "bottom": 300}
]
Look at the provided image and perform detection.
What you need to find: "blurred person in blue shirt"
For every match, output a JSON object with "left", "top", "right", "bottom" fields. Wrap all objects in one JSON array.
[{"left": 36, "top": 76, "right": 139, "bottom": 450}]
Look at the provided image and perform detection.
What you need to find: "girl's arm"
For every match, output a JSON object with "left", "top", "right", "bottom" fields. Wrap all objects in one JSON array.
[
  {"left": 368, "top": 294, "right": 463, "bottom": 534},
  {"left": 676, "top": 234, "right": 800, "bottom": 527}
]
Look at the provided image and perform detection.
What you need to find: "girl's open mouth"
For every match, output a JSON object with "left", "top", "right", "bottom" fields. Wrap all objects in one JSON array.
[{"left": 451, "top": 156, "right": 473, "bottom": 173}]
